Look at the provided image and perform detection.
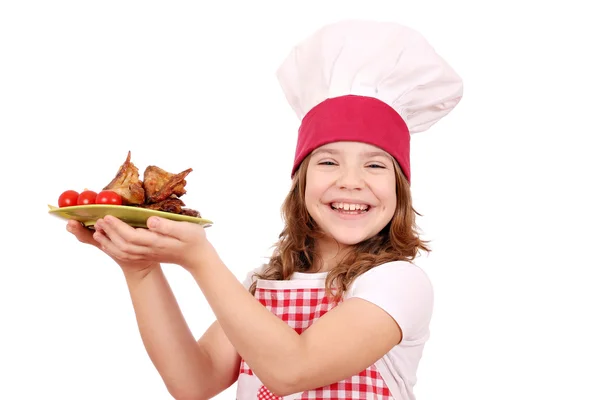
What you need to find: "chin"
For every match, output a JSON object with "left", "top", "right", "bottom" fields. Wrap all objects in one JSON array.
[{"left": 325, "top": 228, "right": 375, "bottom": 246}]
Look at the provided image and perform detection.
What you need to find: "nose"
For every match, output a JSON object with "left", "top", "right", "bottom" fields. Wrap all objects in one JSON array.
[{"left": 336, "top": 166, "right": 365, "bottom": 190}]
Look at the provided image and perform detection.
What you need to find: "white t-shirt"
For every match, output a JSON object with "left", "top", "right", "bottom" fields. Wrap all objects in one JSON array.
[{"left": 241, "top": 261, "right": 434, "bottom": 400}]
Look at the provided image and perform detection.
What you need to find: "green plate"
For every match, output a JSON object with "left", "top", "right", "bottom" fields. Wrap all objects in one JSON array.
[{"left": 48, "top": 204, "right": 213, "bottom": 229}]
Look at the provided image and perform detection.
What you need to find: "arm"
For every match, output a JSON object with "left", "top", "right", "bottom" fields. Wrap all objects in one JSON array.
[
  {"left": 123, "top": 267, "right": 240, "bottom": 399},
  {"left": 69, "top": 218, "right": 241, "bottom": 399},
  {"left": 190, "top": 246, "right": 430, "bottom": 397},
  {"left": 87, "top": 216, "right": 431, "bottom": 397}
]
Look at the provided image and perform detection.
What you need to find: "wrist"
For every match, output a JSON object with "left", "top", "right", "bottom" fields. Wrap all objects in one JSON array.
[
  {"left": 185, "top": 241, "right": 219, "bottom": 277},
  {"left": 122, "top": 263, "right": 161, "bottom": 283}
]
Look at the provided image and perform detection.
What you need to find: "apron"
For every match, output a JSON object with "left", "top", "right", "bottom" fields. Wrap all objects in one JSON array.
[{"left": 236, "top": 277, "right": 393, "bottom": 400}]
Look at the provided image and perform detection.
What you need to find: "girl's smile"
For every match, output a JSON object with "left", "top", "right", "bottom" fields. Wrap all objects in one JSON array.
[{"left": 326, "top": 199, "right": 372, "bottom": 219}]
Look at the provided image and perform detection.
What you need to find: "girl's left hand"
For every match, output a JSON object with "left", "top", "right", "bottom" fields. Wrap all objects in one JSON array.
[{"left": 93, "top": 215, "right": 210, "bottom": 271}]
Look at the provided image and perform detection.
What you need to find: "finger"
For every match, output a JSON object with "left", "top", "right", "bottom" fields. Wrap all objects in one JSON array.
[
  {"left": 92, "top": 227, "right": 147, "bottom": 262},
  {"left": 67, "top": 220, "right": 100, "bottom": 247},
  {"left": 95, "top": 218, "right": 152, "bottom": 256},
  {"left": 105, "top": 215, "right": 182, "bottom": 250},
  {"left": 147, "top": 216, "right": 200, "bottom": 241},
  {"left": 102, "top": 215, "right": 162, "bottom": 245}
]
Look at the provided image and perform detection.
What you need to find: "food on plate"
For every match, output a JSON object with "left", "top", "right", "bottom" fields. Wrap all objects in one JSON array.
[
  {"left": 108, "top": 152, "right": 201, "bottom": 217},
  {"left": 96, "top": 190, "right": 123, "bottom": 205},
  {"left": 58, "top": 190, "right": 79, "bottom": 208},
  {"left": 140, "top": 198, "right": 185, "bottom": 214},
  {"left": 58, "top": 189, "right": 120, "bottom": 207},
  {"left": 179, "top": 208, "right": 201, "bottom": 217},
  {"left": 77, "top": 190, "right": 98, "bottom": 205},
  {"left": 102, "top": 151, "right": 146, "bottom": 205},
  {"left": 55, "top": 151, "right": 202, "bottom": 218},
  {"left": 143, "top": 166, "right": 192, "bottom": 203}
]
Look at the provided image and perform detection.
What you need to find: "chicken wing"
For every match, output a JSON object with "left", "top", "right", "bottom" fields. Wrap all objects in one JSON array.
[
  {"left": 180, "top": 208, "right": 201, "bottom": 217},
  {"left": 140, "top": 197, "right": 185, "bottom": 214},
  {"left": 143, "top": 166, "right": 192, "bottom": 204},
  {"left": 103, "top": 151, "right": 145, "bottom": 205}
]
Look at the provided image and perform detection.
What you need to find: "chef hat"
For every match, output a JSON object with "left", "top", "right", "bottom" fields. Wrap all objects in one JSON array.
[{"left": 277, "top": 19, "right": 463, "bottom": 182}]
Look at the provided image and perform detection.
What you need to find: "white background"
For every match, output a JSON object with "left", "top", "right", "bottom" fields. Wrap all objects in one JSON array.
[{"left": 1, "top": 1, "right": 599, "bottom": 399}]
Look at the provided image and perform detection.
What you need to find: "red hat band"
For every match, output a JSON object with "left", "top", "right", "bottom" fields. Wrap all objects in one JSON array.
[{"left": 292, "top": 95, "right": 411, "bottom": 182}]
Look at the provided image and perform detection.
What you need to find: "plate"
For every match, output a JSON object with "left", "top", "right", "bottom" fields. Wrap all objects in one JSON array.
[{"left": 48, "top": 204, "right": 213, "bottom": 229}]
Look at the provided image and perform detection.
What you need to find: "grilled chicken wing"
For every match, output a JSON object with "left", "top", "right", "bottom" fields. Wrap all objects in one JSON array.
[
  {"left": 140, "top": 197, "right": 185, "bottom": 214},
  {"left": 103, "top": 151, "right": 145, "bottom": 205},
  {"left": 180, "top": 208, "right": 201, "bottom": 217},
  {"left": 143, "top": 166, "right": 192, "bottom": 204},
  {"left": 103, "top": 151, "right": 201, "bottom": 217}
]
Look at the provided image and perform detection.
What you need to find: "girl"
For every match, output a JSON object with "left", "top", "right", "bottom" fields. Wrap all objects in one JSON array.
[{"left": 66, "top": 20, "right": 462, "bottom": 400}]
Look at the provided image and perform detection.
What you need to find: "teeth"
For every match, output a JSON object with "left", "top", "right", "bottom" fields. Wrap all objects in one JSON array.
[{"left": 331, "top": 202, "right": 369, "bottom": 211}]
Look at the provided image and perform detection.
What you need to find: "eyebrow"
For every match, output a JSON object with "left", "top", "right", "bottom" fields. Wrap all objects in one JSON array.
[{"left": 313, "top": 148, "right": 392, "bottom": 159}]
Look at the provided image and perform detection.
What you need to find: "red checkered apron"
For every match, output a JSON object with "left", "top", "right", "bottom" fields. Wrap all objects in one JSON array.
[{"left": 237, "top": 280, "right": 392, "bottom": 399}]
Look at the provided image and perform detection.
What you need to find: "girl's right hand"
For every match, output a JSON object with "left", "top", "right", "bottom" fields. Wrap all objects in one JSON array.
[{"left": 66, "top": 219, "right": 158, "bottom": 279}]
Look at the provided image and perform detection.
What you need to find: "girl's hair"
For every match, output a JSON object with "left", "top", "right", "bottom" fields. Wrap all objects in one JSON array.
[{"left": 249, "top": 154, "right": 430, "bottom": 300}]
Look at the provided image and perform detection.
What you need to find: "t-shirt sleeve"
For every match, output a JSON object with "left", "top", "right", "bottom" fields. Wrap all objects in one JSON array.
[
  {"left": 346, "top": 261, "right": 434, "bottom": 343},
  {"left": 241, "top": 265, "right": 265, "bottom": 290}
]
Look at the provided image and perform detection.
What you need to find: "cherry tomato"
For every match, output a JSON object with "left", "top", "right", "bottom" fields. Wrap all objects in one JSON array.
[
  {"left": 77, "top": 190, "right": 98, "bottom": 205},
  {"left": 96, "top": 190, "right": 122, "bottom": 205},
  {"left": 58, "top": 190, "right": 79, "bottom": 208}
]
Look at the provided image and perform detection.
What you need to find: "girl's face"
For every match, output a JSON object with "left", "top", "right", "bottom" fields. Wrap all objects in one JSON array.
[{"left": 304, "top": 141, "right": 397, "bottom": 246}]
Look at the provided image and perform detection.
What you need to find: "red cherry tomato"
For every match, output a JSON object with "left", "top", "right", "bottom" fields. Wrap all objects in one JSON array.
[
  {"left": 96, "top": 190, "right": 122, "bottom": 205},
  {"left": 58, "top": 190, "right": 79, "bottom": 208},
  {"left": 77, "top": 190, "right": 98, "bottom": 205}
]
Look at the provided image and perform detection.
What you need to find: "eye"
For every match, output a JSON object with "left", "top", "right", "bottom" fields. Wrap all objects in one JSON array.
[
  {"left": 367, "top": 163, "right": 386, "bottom": 169},
  {"left": 318, "top": 161, "right": 337, "bottom": 166}
]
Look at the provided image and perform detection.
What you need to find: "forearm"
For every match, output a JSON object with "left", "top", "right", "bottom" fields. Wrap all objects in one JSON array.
[
  {"left": 123, "top": 266, "right": 213, "bottom": 397},
  {"left": 189, "top": 246, "right": 304, "bottom": 392}
]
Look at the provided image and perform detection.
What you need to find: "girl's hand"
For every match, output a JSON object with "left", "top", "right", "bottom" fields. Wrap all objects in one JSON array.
[
  {"left": 89, "top": 215, "right": 210, "bottom": 272},
  {"left": 66, "top": 219, "right": 159, "bottom": 278}
]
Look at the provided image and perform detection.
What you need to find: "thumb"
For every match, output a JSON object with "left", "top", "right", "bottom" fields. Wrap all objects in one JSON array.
[{"left": 147, "top": 216, "right": 189, "bottom": 239}]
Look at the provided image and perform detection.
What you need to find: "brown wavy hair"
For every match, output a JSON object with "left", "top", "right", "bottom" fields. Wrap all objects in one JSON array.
[{"left": 249, "top": 154, "right": 430, "bottom": 300}]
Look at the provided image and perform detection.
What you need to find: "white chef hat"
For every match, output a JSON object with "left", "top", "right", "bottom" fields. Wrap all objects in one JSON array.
[{"left": 277, "top": 19, "right": 463, "bottom": 182}]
